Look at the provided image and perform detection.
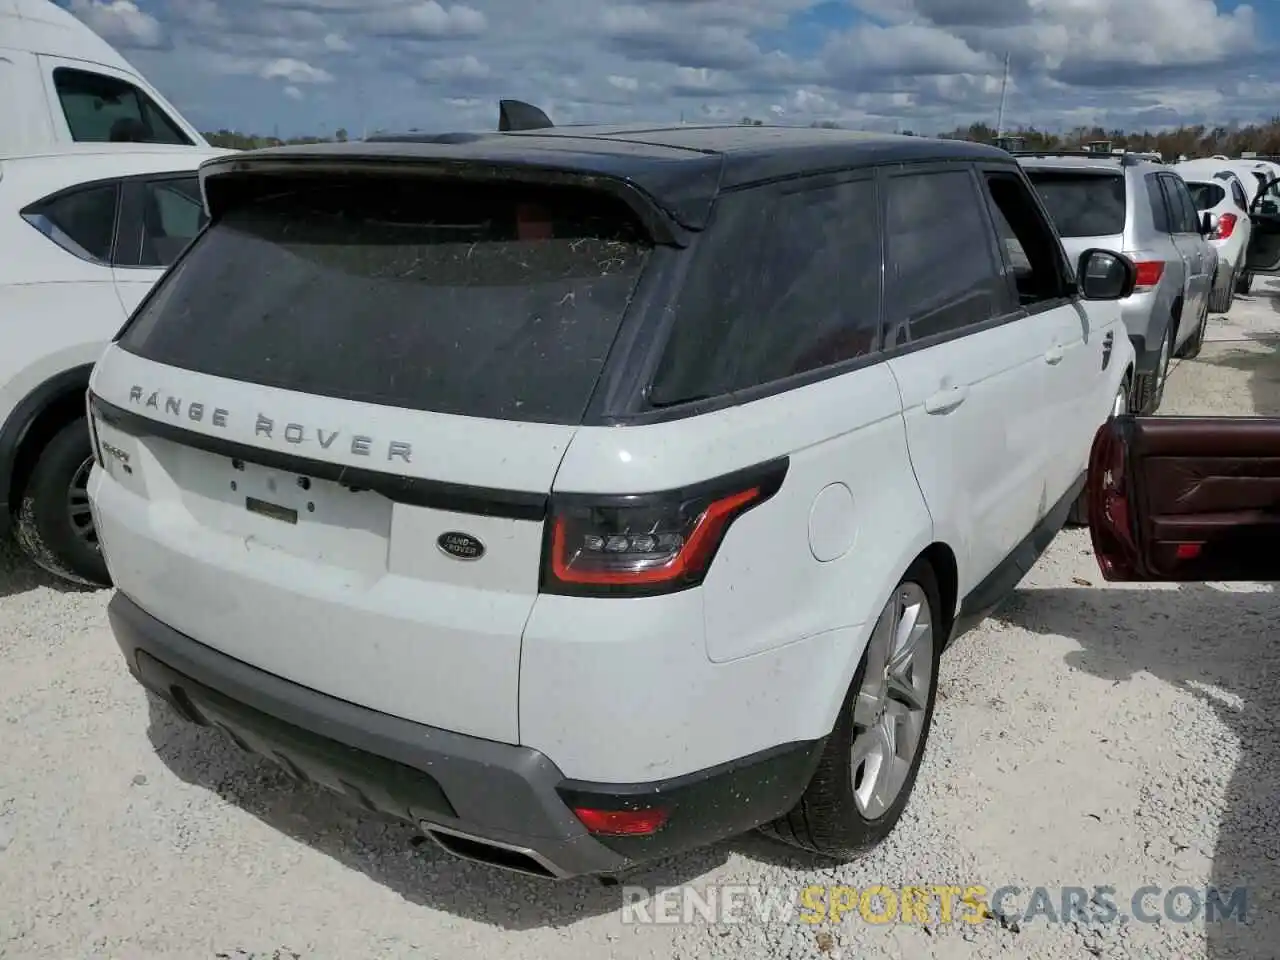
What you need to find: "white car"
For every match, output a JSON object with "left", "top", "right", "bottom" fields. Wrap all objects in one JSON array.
[
  {"left": 0, "top": 144, "right": 231, "bottom": 584},
  {"left": 1, "top": 0, "right": 207, "bottom": 156},
  {"left": 1172, "top": 161, "right": 1255, "bottom": 303},
  {"left": 87, "top": 125, "right": 1137, "bottom": 878}
]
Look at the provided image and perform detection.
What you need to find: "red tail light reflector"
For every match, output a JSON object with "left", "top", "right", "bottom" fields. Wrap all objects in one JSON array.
[
  {"left": 1133, "top": 261, "right": 1165, "bottom": 290},
  {"left": 543, "top": 459, "right": 788, "bottom": 596},
  {"left": 573, "top": 806, "right": 669, "bottom": 836}
]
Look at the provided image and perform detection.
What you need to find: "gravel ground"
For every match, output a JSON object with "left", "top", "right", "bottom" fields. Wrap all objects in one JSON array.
[{"left": 2, "top": 281, "right": 1279, "bottom": 960}]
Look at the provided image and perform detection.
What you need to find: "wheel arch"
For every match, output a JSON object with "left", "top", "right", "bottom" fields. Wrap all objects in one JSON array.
[{"left": 0, "top": 364, "right": 96, "bottom": 533}]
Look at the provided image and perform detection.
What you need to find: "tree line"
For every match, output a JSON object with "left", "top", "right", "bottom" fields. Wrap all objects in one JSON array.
[{"left": 205, "top": 116, "right": 1280, "bottom": 158}]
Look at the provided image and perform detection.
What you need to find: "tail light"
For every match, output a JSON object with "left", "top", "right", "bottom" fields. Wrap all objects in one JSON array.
[
  {"left": 542, "top": 459, "right": 788, "bottom": 597},
  {"left": 1132, "top": 261, "right": 1165, "bottom": 291},
  {"left": 1212, "top": 213, "right": 1238, "bottom": 240}
]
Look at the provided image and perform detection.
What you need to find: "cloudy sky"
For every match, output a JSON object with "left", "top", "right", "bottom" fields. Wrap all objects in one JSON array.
[{"left": 59, "top": 0, "right": 1278, "bottom": 138}]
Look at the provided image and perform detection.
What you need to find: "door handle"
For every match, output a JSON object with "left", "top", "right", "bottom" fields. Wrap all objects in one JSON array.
[
  {"left": 924, "top": 384, "right": 968, "bottom": 415},
  {"left": 1044, "top": 344, "right": 1065, "bottom": 365}
]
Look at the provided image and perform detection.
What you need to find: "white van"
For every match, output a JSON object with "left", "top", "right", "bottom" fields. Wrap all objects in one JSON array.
[{"left": 0, "top": 0, "right": 206, "bottom": 156}]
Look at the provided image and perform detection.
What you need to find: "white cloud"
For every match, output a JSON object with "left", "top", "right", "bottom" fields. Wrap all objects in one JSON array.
[
  {"left": 68, "top": 0, "right": 166, "bottom": 49},
  {"left": 74, "top": 0, "right": 1280, "bottom": 139},
  {"left": 284, "top": 85, "right": 305, "bottom": 100},
  {"left": 260, "top": 58, "right": 335, "bottom": 83}
]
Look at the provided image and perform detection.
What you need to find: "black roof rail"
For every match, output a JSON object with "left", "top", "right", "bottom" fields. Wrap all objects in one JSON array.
[{"left": 499, "top": 99, "right": 554, "bottom": 132}]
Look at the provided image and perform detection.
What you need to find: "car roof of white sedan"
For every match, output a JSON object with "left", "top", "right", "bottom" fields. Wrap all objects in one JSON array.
[{"left": 0, "top": 145, "right": 234, "bottom": 203}]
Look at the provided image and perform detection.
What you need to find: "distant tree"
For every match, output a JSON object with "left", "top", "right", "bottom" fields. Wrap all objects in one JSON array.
[
  {"left": 810, "top": 120, "right": 840, "bottom": 129},
  {"left": 335, "top": 127, "right": 349, "bottom": 142},
  {"left": 740, "top": 116, "right": 763, "bottom": 126}
]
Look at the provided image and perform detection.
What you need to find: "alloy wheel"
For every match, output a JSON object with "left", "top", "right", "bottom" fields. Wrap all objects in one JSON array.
[
  {"left": 66, "top": 456, "right": 99, "bottom": 552},
  {"left": 849, "top": 582, "right": 934, "bottom": 819}
]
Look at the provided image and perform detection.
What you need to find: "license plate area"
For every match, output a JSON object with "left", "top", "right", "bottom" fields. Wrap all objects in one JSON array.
[
  {"left": 245, "top": 496, "right": 298, "bottom": 525},
  {"left": 163, "top": 445, "right": 394, "bottom": 572}
]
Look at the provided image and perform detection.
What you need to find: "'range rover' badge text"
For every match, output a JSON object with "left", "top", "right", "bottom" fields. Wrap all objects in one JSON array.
[{"left": 437, "top": 532, "right": 485, "bottom": 561}]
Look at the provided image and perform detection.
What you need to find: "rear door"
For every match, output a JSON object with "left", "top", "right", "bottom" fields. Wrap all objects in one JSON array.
[
  {"left": 1160, "top": 173, "right": 1212, "bottom": 321},
  {"left": 882, "top": 163, "right": 1055, "bottom": 596},
  {"left": 87, "top": 172, "right": 656, "bottom": 745},
  {"left": 1246, "top": 177, "right": 1280, "bottom": 274},
  {"left": 1088, "top": 416, "right": 1280, "bottom": 582}
]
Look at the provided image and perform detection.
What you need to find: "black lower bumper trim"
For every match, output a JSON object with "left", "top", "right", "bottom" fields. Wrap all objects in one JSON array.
[{"left": 108, "top": 592, "right": 824, "bottom": 878}]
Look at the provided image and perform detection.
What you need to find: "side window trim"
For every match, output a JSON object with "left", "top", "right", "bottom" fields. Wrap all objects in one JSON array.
[{"left": 19, "top": 178, "right": 123, "bottom": 265}]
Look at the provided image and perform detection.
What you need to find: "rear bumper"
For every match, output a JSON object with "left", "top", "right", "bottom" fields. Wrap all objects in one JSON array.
[{"left": 107, "top": 591, "right": 824, "bottom": 879}]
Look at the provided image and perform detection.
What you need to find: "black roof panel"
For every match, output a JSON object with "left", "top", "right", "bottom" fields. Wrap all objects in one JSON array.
[{"left": 203, "top": 125, "right": 1011, "bottom": 232}]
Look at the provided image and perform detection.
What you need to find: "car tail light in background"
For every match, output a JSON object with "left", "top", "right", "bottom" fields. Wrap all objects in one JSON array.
[
  {"left": 542, "top": 459, "right": 788, "bottom": 596},
  {"left": 1132, "top": 261, "right": 1165, "bottom": 291},
  {"left": 1212, "top": 213, "right": 1238, "bottom": 240}
]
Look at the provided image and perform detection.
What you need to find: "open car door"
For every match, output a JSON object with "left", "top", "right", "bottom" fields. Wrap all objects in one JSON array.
[
  {"left": 1246, "top": 176, "right": 1280, "bottom": 274},
  {"left": 1087, "top": 416, "right": 1280, "bottom": 581}
]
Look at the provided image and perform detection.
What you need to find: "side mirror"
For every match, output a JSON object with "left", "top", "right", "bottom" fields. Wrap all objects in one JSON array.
[
  {"left": 1199, "top": 211, "right": 1214, "bottom": 236},
  {"left": 1077, "top": 249, "right": 1136, "bottom": 301},
  {"left": 1205, "top": 212, "right": 1220, "bottom": 236}
]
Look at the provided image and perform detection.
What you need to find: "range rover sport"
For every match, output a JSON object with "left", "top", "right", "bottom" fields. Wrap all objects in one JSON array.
[{"left": 87, "top": 123, "right": 1137, "bottom": 878}]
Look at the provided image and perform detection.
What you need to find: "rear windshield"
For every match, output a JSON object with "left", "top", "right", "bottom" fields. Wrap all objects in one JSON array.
[
  {"left": 1186, "top": 182, "right": 1226, "bottom": 210},
  {"left": 117, "top": 176, "right": 652, "bottom": 424},
  {"left": 1024, "top": 171, "right": 1127, "bottom": 237}
]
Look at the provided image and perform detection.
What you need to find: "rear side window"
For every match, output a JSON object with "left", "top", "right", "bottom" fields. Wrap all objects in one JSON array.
[
  {"left": 1146, "top": 175, "right": 1171, "bottom": 233},
  {"left": 139, "top": 178, "right": 206, "bottom": 267},
  {"left": 117, "top": 177, "right": 652, "bottom": 424},
  {"left": 21, "top": 181, "right": 119, "bottom": 262},
  {"left": 1231, "top": 179, "right": 1249, "bottom": 210},
  {"left": 1160, "top": 176, "right": 1200, "bottom": 233},
  {"left": 1186, "top": 182, "right": 1225, "bottom": 210},
  {"left": 884, "top": 168, "right": 1003, "bottom": 341},
  {"left": 53, "top": 67, "right": 191, "bottom": 145},
  {"left": 649, "top": 178, "right": 882, "bottom": 404},
  {"left": 1024, "top": 171, "right": 1127, "bottom": 237}
]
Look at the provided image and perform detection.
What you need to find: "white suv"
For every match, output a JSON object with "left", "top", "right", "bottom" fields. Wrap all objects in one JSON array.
[
  {"left": 88, "top": 126, "right": 1136, "bottom": 877},
  {"left": 0, "top": 143, "right": 231, "bottom": 584}
]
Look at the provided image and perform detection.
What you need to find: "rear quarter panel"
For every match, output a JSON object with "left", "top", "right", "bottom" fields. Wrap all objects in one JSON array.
[{"left": 520, "top": 362, "right": 940, "bottom": 780}]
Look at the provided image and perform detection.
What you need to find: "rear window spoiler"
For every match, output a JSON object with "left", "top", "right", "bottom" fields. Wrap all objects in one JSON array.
[{"left": 198, "top": 155, "right": 691, "bottom": 246}]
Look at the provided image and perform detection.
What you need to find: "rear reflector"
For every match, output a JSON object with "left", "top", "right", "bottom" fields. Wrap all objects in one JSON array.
[
  {"left": 573, "top": 806, "right": 669, "bottom": 836},
  {"left": 1174, "top": 542, "right": 1204, "bottom": 560},
  {"left": 1133, "top": 261, "right": 1165, "bottom": 289}
]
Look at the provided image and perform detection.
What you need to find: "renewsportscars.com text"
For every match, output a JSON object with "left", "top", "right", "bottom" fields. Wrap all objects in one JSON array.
[{"left": 621, "top": 884, "right": 1248, "bottom": 927}]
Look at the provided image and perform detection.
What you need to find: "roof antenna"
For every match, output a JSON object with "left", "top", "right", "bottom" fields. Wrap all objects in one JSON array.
[{"left": 499, "top": 99, "right": 554, "bottom": 132}]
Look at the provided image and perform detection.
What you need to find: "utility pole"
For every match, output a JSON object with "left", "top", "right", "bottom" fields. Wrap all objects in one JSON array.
[{"left": 995, "top": 51, "right": 1011, "bottom": 138}]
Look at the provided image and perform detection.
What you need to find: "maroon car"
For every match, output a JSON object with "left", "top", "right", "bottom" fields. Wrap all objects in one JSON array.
[{"left": 1087, "top": 415, "right": 1280, "bottom": 582}]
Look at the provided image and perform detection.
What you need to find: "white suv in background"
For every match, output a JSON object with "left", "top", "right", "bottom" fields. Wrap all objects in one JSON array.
[
  {"left": 88, "top": 125, "right": 1136, "bottom": 878},
  {"left": 0, "top": 144, "right": 231, "bottom": 584}
]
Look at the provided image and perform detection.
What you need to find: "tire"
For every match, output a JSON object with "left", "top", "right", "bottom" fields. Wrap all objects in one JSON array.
[
  {"left": 1067, "top": 375, "right": 1130, "bottom": 527},
  {"left": 1236, "top": 270, "right": 1253, "bottom": 295},
  {"left": 13, "top": 418, "right": 111, "bottom": 587},
  {"left": 1131, "top": 321, "right": 1173, "bottom": 414},
  {"left": 1208, "top": 271, "right": 1233, "bottom": 314},
  {"left": 761, "top": 559, "right": 942, "bottom": 857}
]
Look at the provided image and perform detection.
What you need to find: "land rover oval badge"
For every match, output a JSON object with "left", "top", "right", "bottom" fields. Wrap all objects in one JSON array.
[{"left": 437, "top": 531, "right": 485, "bottom": 561}]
